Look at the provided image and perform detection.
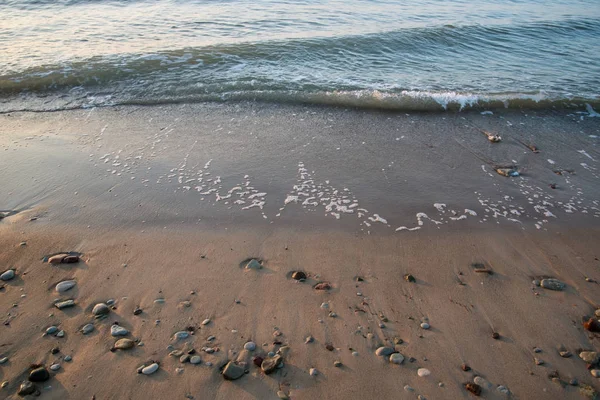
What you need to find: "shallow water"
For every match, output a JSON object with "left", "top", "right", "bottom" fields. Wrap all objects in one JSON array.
[{"left": 1, "top": 0, "right": 599, "bottom": 111}]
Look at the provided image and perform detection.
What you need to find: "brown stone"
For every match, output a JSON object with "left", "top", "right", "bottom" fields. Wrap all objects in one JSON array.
[
  {"left": 465, "top": 383, "right": 482, "bottom": 396},
  {"left": 261, "top": 355, "right": 282, "bottom": 374},
  {"left": 583, "top": 318, "right": 600, "bottom": 333},
  {"left": 314, "top": 282, "right": 331, "bottom": 290},
  {"left": 48, "top": 254, "right": 68, "bottom": 264}
]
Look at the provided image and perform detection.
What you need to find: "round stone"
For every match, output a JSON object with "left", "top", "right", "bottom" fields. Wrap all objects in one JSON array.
[
  {"left": 390, "top": 353, "right": 404, "bottom": 364},
  {"left": 375, "top": 347, "right": 394, "bottom": 356},
  {"left": 28, "top": 367, "right": 50, "bottom": 382},
  {"left": 420, "top": 323, "right": 430, "bottom": 330},
  {"left": 92, "top": 303, "right": 109, "bottom": 316},
  {"left": 190, "top": 356, "right": 202, "bottom": 365},
  {"left": 55, "top": 280, "right": 76, "bottom": 293},
  {"left": 417, "top": 368, "right": 431, "bottom": 377},
  {"left": 141, "top": 363, "right": 159, "bottom": 375},
  {"left": 81, "top": 324, "right": 94, "bottom": 335},
  {"left": 46, "top": 326, "right": 59, "bottom": 335},
  {"left": 110, "top": 325, "right": 129, "bottom": 337},
  {"left": 50, "top": 364, "right": 60, "bottom": 371},
  {"left": 291, "top": 271, "right": 307, "bottom": 281},
  {"left": 0, "top": 269, "right": 15, "bottom": 281},
  {"left": 244, "top": 342, "right": 256, "bottom": 351}
]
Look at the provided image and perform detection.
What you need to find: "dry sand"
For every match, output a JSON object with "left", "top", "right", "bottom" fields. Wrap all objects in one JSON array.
[{"left": 1, "top": 103, "right": 599, "bottom": 399}]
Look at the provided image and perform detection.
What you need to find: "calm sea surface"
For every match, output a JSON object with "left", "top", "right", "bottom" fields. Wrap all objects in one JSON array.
[{"left": 1, "top": 0, "right": 599, "bottom": 111}]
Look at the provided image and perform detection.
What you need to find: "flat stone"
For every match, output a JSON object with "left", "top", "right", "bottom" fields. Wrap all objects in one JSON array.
[
  {"left": 154, "top": 298, "right": 165, "bottom": 304},
  {"left": 244, "top": 342, "right": 256, "bottom": 351},
  {"left": 540, "top": 278, "right": 566, "bottom": 291},
  {"left": 18, "top": 381, "right": 37, "bottom": 396},
  {"left": 56, "top": 330, "right": 65, "bottom": 338},
  {"left": 50, "top": 364, "right": 60, "bottom": 371},
  {"left": 133, "top": 307, "right": 142, "bottom": 315},
  {"left": 190, "top": 356, "right": 202, "bottom": 365},
  {"left": 111, "top": 325, "right": 129, "bottom": 337},
  {"left": 417, "top": 368, "right": 431, "bottom": 377},
  {"left": 106, "top": 299, "right": 115, "bottom": 306},
  {"left": 28, "top": 367, "right": 50, "bottom": 382},
  {"left": 170, "top": 350, "right": 183, "bottom": 357},
  {"left": 201, "top": 318, "right": 211, "bottom": 325},
  {"left": 305, "top": 336, "right": 314, "bottom": 343},
  {"left": 404, "top": 385, "right": 414, "bottom": 392},
  {"left": 141, "top": 363, "right": 159, "bottom": 375},
  {"left": 48, "top": 254, "right": 68, "bottom": 264},
  {"left": 375, "top": 346, "right": 394, "bottom": 356},
  {"left": 55, "top": 280, "right": 76, "bottom": 293},
  {"left": 245, "top": 259, "right": 262, "bottom": 270},
  {"left": 46, "top": 326, "right": 59, "bottom": 335},
  {"left": 173, "top": 331, "right": 190, "bottom": 341},
  {"left": 559, "top": 351, "right": 572, "bottom": 358},
  {"left": 92, "top": 303, "right": 110, "bottom": 316},
  {"left": 223, "top": 361, "right": 245, "bottom": 380},
  {"left": 261, "top": 355, "right": 282, "bottom": 374},
  {"left": 81, "top": 324, "right": 94, "bottom": 335},
  {"left": 420, "top": 322, "right": 430, "bottom": 329},
  {"left": 580, "top": 351, "right": 599, "bottom": 364},
  {"left": 55, "top": 299, "right": 75, "bottom": 309},
  {"left": 0, "top": 269, "right": 15, "bottom": 281},
  {"left": 114, "top": 339, "right": 135, "bottom": 350},
  {"left": 390, "top": 353, "right": 404, "bottom": 364},
  {"left": 64, "top": 356, "right": 72, "bottom": 362}
]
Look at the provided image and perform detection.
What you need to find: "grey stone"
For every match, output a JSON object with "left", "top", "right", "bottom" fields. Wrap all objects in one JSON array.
[
  {"left": 474, "top": 376, "right": 492, "bottom": 389},
  {"left": 173, "top": 331, "right": 190, "bottom": 341},
  {"left": 64, "top": 356, "right": 72, "bottom": 362},
  {"left": 309, "top": 368, "right": 318, "bottom": 376},
  {"left": 333, "top": 360, "right": 342, "bottom": 367},
  {"left": 106, "top": 299, "right": 115, "bottom": 306},
  {"left": 375, "top": 347, "right": 394, "bottom": 356},
  {"left": 497, "top": 385, "right": 510, "bottom": 395},
  {"left": 110, "top": 325, "right": 129, "bottom": 337},
  {"left": 417, "top": 368, "right": 431, "bottom": 377},
  {"left": 540, "top": 279, "right": 566, "bottom": 291},
  {"left": 50, "top": 364, "right": 60, "bottom": 371},
  {"left": 190, "top": 356, "right": 202, "bottom": 365},
  {"left": 141, "top": 363, "right": 159, "bottom": 375},
  {"left": 0, "top": 269, "right": 15, "bottom": 281},
  {"left": 390, "top": 353, "right": 404, "bottom": 364},
  {"left": 81, "top": 324, "right": 94, "bottom": 335},
  {"left": 404, "top": 385, "right": 414, "bottom": 392},
  {"left": 180, "top": 355, "right": 190, "bottom": 363},
  {"left": 245, "top": 259, "right": 262, "bottom": 270},
  {"left": 55, "top": 280, "right": 76, "bottom": 293},
  {"left": 244, "top": 342, "right": 256, "bottom": 351},
  {"left": 46, "top": 326, "right": 59, "bottom": 335},
  {"left": 222, "top": 361, "right": 245, "bottom": 380},
  {"left": 201, "top": 318, "right": 211, "bottom": 325},
  {"left": 55, "top": 299, "right": 75, "bottom": 309},
  {"left": 0, "top": 357, "right": 7, "bottom": 364},
  {"left": 420, "top": 322, "right": 430, "bottom": 329},
  {"left": 92, "top": 303, "right": 109, "bottom": 315}
]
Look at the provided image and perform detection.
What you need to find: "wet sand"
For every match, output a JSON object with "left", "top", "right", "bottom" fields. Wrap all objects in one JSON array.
[{"left": 1, "top": 103, "right": 599, "bottom": 399}]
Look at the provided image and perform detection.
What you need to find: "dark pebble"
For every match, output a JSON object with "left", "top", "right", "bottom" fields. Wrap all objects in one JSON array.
[{"left": 28, "top": 367, "right": 50, "bottom": 382}]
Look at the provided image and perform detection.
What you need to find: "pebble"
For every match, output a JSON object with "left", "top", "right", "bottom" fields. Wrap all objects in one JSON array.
[
  {"left": 375, "top": 347, "right": 394, "bottom": 356},
  {"left": 56, "top": 330, "right": 65, "bottom": 338},
  {"left": 0, "top": 269, "right": 15, "bottom": 281},
  {"left": 584, "top": 318, "right": 600, "bottom": 333},
  {"left": 205, "top": 348, "right": 215, "bottom": 354},
  {"left": 201, "top": 318, "right": 211, "bottom": 325},
  {"left": 320, "top": 302, "right": 329, "bottom": 309},
  {"left": 579, "top": 351, "right": 598, "bottom": 364},
  {"left": 55, "top": 299, "right": 75, "bottom": 309},
  {"left": 352, "top": 351, "right": 359, "bottom": 357},
  {"left": 92, "top": 303, "right": 110, "bottom": 316},
  {"left": 534, "top": 358, "right": 544, "bottom": 365},
  {"left": 305, "top": 336, "right": 314, "bottom": 344},
  {"left": 18, "top": 381, "right": 37, "bottom": 396},
  {"left": 46, "top": 326, "right": 59, "bottom": 335},
  {"left": 106, "top": 299, "right": 115, "bottom": 306},
  {"left": 180, "top": 355, "right": 190, "bottom": 363},
  {"left": 404, "top": 274, "right": 416, "bottom": 283},
  {"left": 173, "top": 331, "right": 190, "bottom": 341},
  {"left": 1, "top": 381, "right": 8, "bottom": 388},
  {"left": 222, "top": 361, "right": 245, "bottom": 380},
  {"left": 329, "top": 312, "right": 337, "bottom": 318},
  {"left": 261, "top": 355, "right": 283, "bottom": 374},
  {"left": 559, "top": 350, "right": 572, "bottom": 358},
  {"left": 207, "top": 335, "right": 215, "bottom": 341},
  {"left": 333, "top": 360, "right": 342, "bottom": 367},
  {"left": 379, "top": 322, "right": 386, "bottom": 328},
  {"left": 114, "top": 339, "right": 135, "bottom": 350},
  {"left": 55, "top": 280, "right": 76, "bottom": 293},
  {"left": 48, "top": 254, "right": 68, "bottom": 264},
  {"left": 591, "top": 370, "right": 600, "bottom": 378},
  {"left": 141, "top": 363, "right": 159, "bottom": 375},
  {"left": 420, "top": 322, "right": 430, "bottom": 330},
  {"left": 390, "top": 353, "right": 404, "bottom": 364},
  {"left": 154, "top": 298, "right": 165, "bottom": 304},
  {"left": 497, "top": 385, "right": 510, "bottom": 394},
  {"left": 474, "top": 376, "right": 492, "bottom": 390},
  {"left": 81, "top": 324, "right": 94, "bottom": 335},
  {"left": 596, "top": 309, "right": 600, "bottom": 318},
  {"left": 314, "top": 282, "right": 331, "bottom": 290},
  {"left": 244, "top": 342, "right": 256, "bottom": 351},
  {"left": 540, "top": 278, "right": 566, "bottom": 291},
  {"left": 532, "top": 279, "right": 541, "bottom": 286},
  {"left": 0, "top": 357, "right": 7, "bottom": 364},
  {"left": 533, "top": 347, "right": 542, "bottom": 353},
  {"left": 29, "top": 367, "right": 50, "bottom": 382},
  {"left": 51, "top": 347, "right": 60, "bottom": 354},
  {"left": 133, "top": 307, "right": 143, "bottom": 315},
  {"left": 417, "top": 368, "right": 431, "bottom": 377},
  {"left": 245, "top": 259, "right": 262, "bottom": 270},
  {"left": 176, "top": 368, "right": 184, "bottom": 374},
  {"left": 64, "top": 356, "right": 72, "bottom": 362},
  {"left": 50, "top": 364, "right": 60, "bottom": 371},
  {"left": 110, "top": 325, "right": 129, "bottom": 337},
  {"left": 309, "top": 368, "right": 318, "bottom": 376},
  {"left": 277, "top": 391, "right": 289, "bottom": 399},
  {"left": 465, "top": 383, "right": 482, "bottom": 396},
  {"left": 404, "top": 385, "right": 414, "bottom": 392},
  {"left": 291, "top": 271, "right": 307, "bottom": 281},
  {"left": 190, "top": 356, "right": 202, "bottom": 365},
  {"left": 170, "top": 350, "right": 183, "bottom": 357}
]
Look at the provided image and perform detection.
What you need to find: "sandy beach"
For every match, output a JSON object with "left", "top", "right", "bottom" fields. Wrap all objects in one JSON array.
[{"left": 1, "top": 103, "right": 600, "bottom": 399}]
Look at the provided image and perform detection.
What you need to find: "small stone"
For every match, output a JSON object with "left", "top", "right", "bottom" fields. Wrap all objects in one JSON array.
[
  {"left": 106, "top": 299, "right": 115, "bottom": 306},
  {"left": 55, "top": 299, "right": 75, "bottom": 309},
  {"left": 320, "top": 302, "right": 329, "bottom": 309},
  {"left": 64, "top": 356, "right": 72, "bottom": 362},
  {"left": 352, "top": 351, "right": 359, "bottom": 357},
  {"left": 393, "top": 337, "right": 403, "bottom": 345},
  {"left": 201, "top": 318, "right": 211, "bottom": 325},
  {"left": 205, "top": 348, "right": 215, "bottom": 354},
  {"left": 261, "top": 355, "right": 283, "bottom": 374},
  {"left": 591, "top": 370, "right": 600, "bottom": 378},
  {"left": 309, "top": 368, "right": 318, "bottom": 376},
  {"left": 244, "top": 342, "right": 256, "bottom": 351},
  {"left": 63, "top": 255, "right": 79, "bottom": 263},
  {"left": 314, "top": 282, "right": 331, "bottom": 290},
  {"left": 0, "top": 357, "right": 7, "bottom": 364},
  {"left": 170, "top": 350, "right": 183, "bottom": 357},
  {"left": 379, "top": 322, "right": 385, "bottom": 328},
  {"left": 190, "top": 356, "right": 202, "bottom": 365},
  {"left": 417, "top": 368, "right": 431, "bottom": 377},
  {"left": 390, "top": 353, "right": 404, "bottom": 364},
  {"left": 375, "top": 347, "right": 394, "bottom": 356},
  {"left": 595, "top": 309, "right": 600, "bottom": 318},
  {"left": 176, "top": 368, "right": 184, "bottom": 374},
  {"left": 133, "top": 307, "right": 142, "bottom": 315},
  {"left": 579, "top": 351, "right": 599, "bottom": 364},
  {"left": 533, "top": 347, "right": 542, "bottom": 353},
  {"left": 1, "top": 380, "right": 8, "bottom": 388},
  {"left": 56, "top": 330, "right": 65, "bottom": 338},
  {"left": 141, "top": 363, "right": 159, "bottom": 375},
  {"left": 325, "top": 344, "right": 334, "bottom": 351},
  {"left": 540, "top": 278, "right": 566, "bottom": 291},
  {"left": 305, "top": 336, "right": 314, "bottom": 344},
  {"left": 291, "top": 271, "right": 307, "bottom": 281},
  {"left": 420, "top": 322, "right": 430, "bottom": 330},
  {"left": 50, "top": 364, "right": 60, "bottom": 371},
  {"left": 28, "top": 367, "right": 50, "bottom": 382},
  {"left": 333, "top": 360, "right": 342, "bottom": 367},
  {"left": 92, "top": 303, "right": 109, "bottom": 316},
  {"left": 154, "top": 298, "right": 165, "bottom": 304},
  {"left": 253, "top": 356, "right": 264, "bottom": 367},
  {"left": 277, "top": 391, "right": 289, "bottom": 399},
  {"left": 180, "top": 355, "right": 190, "bottom": 363},
  {"left": 329, "top": 312, "right": 337, "bottom": 318},
  {"left": 223, "top": 361, "right": 245, "bottom": 380},
  {"left": 81, "top": 324, "right": 94, "bottom": 334},
  {"left": 569, "top": 379, "right": 578, "bottom": 386},
  {"left": 532, "top": 279, "right": 541, "bottom": 286},
  {"left": 46, "top": 326, "right": 59, "bottom": 335},
  {"left": 465, "top": 383, "right": 482, "bottom": 396},
  {"left": 0, "top": 269, "right": 15, "bottom": 281},
  {"left": 492, "top": 332, "right": 500, "bottom": 340},
  {"left": 207, "top": 335, "right": 215, "bottom": 341},
  {"left": 51, "top": 347, "right": 60, "bottom": 354},
  {"left": 173, "top": 331, "right": 190, "bottom": 341},
  {"left": 439, "top": 382, "right": 444, "bottom": 387},
  {"left": 461, "top": 364, "right": 471, "bottom": 371},
  {"left": 583, "top": 318, "right": 600, "bottom": 333},
  {"left": 245, "top": 259, "right": 262, "bottom": 270},
  {"left": 497, "top": 385, "right": 510, "bottom": 394},
  {"left": 114, "top": 338, "right": 135, "bottom": 350},
  {"left": 559, "top": 350, "right": 572, "bottom": 358},
  {"left": 535, "top": 358, "right": 544, "bottom": 365},
  {"left": 48, "top": 254, "right": 68, "bottom": 264},
  {"left": 404, "top": 385, "right": 414, "bottom": 392},
  {"left": 55, "top": 280, "right": 76, "bottom": 293},
  {"left": 110, "top": 325, "right": 129, "bottom": 337},
  {"left": 18, "top": 381, "right": 37, "bottom": 396},
  {"left": 404, "top": 274, "right": 416, "bottom": 283}
]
